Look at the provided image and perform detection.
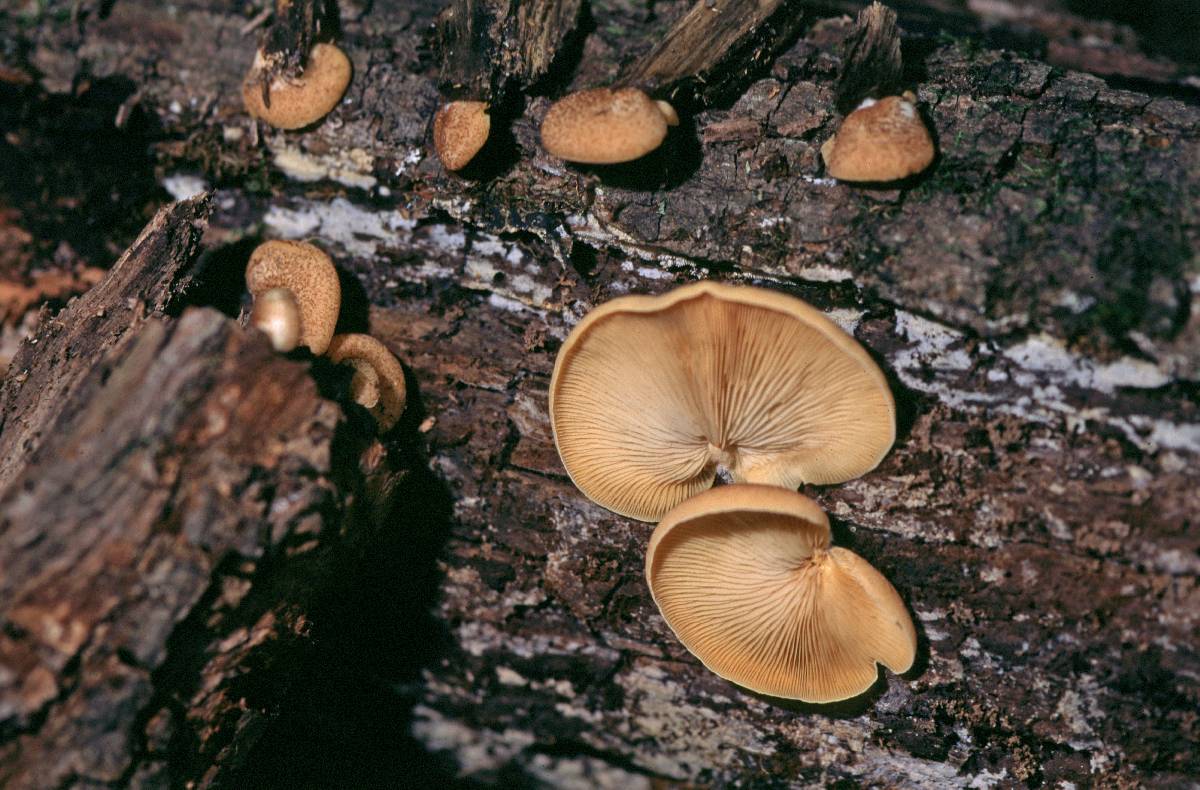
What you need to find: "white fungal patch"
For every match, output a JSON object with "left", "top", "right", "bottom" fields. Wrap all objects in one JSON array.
[
  {"left": 613, "top": 662, "right": 775, "bottom": 780},
  {"left": 856, "top": 98, "right": 878, "bottom": 110},
  {"left": 893, "top": 312, "right": 1199, "bottom": 454},
  {"left": 162, "top": 173, "right": 208, "bottom": 201},
  {"left": 796, "top": 264, "right": 854, "bottom": 282},
  {"left": 272, "top": 144, "right": 378, "bottom": 189},
  {"left": 898, "top": 100, "right": 916, "bottom": 119},
  {"left": 263, "top": 198, "right": 415, "bottom": 258},
  {"left": 410, "top": 705, "right": 536, "bottom": 777},
  {"left": 826, "top": 308, "right": 865, "bottom": 333},
  {"left": 1002, "top": 333, "right": 1169, "bottom": 394}
]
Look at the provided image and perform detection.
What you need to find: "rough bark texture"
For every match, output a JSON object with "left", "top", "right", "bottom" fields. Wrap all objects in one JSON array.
[{"left": 1, "top": 0, "right": 1198, "bottom": 787}]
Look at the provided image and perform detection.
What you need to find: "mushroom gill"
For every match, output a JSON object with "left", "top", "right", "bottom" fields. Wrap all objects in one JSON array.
[
  {"left": 549, "top": 281, "right": 895, "bottom": 521},
  {"left": 645, "top": 485, "right": 916, "bottom": 703}
]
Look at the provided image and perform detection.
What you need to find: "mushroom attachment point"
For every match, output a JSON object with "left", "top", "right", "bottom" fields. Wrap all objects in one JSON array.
[
  {"left": 549, "top": 281, "right": 895, "bottom": 521},
  {"left": 326, "top": 334, "right": 408, "bottom": 430},
  {"left": 433, "top": 101, "right": 492, "bottom": 171},
  {"left": 821, "top": 94, "right": 935, "bottom": 183},
  {"left": 646, "top": 484, "right": 916, "bottom": 702},
  {"left": 242, "top": 42, "right": 352, "bottom": 130},
  {"left": 245, "top": 240, "right": 341, "bottom": 355},
  {"left": 250, "top": 287, "right": 301, "bottom": 352},
  {"left": 541, "top": 87, "right": 670, "bottom": 164}
]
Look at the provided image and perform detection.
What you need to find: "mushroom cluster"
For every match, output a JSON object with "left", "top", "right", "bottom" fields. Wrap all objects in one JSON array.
[
  {"left": 244, "top": 240, "right": 408, "bottom": 431},
  {"left": 550, "top": 281, "right": 915, "bottom": 702}
]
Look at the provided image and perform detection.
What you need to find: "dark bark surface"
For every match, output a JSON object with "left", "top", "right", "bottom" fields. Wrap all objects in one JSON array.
[{"left": 0, "top": 0, "right": 1197, "bottom": 787}]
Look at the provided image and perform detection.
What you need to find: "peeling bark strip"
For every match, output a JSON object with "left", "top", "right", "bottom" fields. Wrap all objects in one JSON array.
[
  {"left": 835, "top": 1, "right": 903, "bottom": 112},
  {"left": 0, "top": 196, "right": 211, "bottom": 492},
  {"left": 618, "top": 0, "right": 809, "bottom": 105},
  {"left": 435, "top": 0, "right": 584, "bottom": 99}
]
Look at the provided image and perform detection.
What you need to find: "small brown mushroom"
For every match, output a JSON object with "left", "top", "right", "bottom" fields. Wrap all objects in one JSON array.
[
  {"left": 821, "top": 93, "right": 934, "bottom": 182},
  {"left": 541, "top": 88, "right": 674, "bottom": 164},
  {"left": 549, "top": 281, "right": 895, "bottom": 521},
  {"left": 242, "top": 42, "right": 352, "bottom": 130},
  {"left": 645, "top": 484, "right": 916, "bottom": 702},
  {"left": 433, "top": 101, "right": 491, "bottom": 171},
  {"left": 245, "top": 240, "right": 341, "bottom": 354},
  {"left": 326, "top": 334, "right": 407, "bottom": 430}
]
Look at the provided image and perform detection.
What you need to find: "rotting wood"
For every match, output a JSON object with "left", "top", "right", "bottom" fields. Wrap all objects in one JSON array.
[
  {"left": 834, "top": 1, "right": 903, "bottom": 111},
  {"left": 434, "top": 0, "right": 584, "bottom": 100},
  {"left": 618, "top": 0, "right": 810, "bottom": 106},
  {"left": 0, "top": 199, "right": 413, "bottom": 787},
  {"left": 0, "top": 196, "right": 212, "bottom": 492}
]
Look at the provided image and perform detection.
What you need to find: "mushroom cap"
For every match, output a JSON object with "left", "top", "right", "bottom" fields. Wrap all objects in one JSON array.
[
  {"left": 249, "top": 287, "right": 301, "bottom": 352},
  {"left": 242, "top": 42, "right": 352, "bottom": 130},
  {"left": 821, "top": 95, "right": 935, "bottom": 182},
  {"left": 541, "top": 87, "right": 668, "bottom": 164},
  {"left": 326, "top": 333, "right": 407, "bottom": 430},
  {"left": 645, "top": 484, "right": 916, "bottom": 702},
  {"left": 549, "top": 281, "right": 895, "bottom": 521},
  {"left": 433, "top": 101, "right": 491, "bottom": 171},
  {"left": 245, "top": 240, "right": 341, "bottom": 355}
]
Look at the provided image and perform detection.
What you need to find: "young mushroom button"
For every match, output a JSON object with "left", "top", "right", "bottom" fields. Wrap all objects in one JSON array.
[
  {"left": 541, "top": 87, "right": 677, "bottom": 165},
  {"left": 326, "top": 334, "right": 407, "bottom": 430},
  {"left": 646, "top": 485, "right": 916, "bottom": 703},
  {"left": 548, "top": 282, "right": 896, "bottom": 522},
  {"left": 242, "top": 42, "right": 352, "bottom": 130},
  {"left": 245, "top": 240, "right": 341, "bottom": 354},
  {"left": 434, "top": 101, "right": 491, "bottom": 171},
  {"left": 821, "top": 94, "right": 935, "bottom": 183}
]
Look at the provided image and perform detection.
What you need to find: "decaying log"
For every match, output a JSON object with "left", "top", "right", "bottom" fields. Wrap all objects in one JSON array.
[
  {"left": 2, "top": 0, "right": 1199, "bottom": 787},
  {"left": 0, "top": 199, "right": 406, "bottom": 787}
]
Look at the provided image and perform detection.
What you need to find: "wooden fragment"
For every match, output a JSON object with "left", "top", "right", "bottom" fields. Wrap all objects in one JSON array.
[
  {"left": 0, "top": 196, "right": 211, "bottom": 492},
  {"left": 835, "top": 1, "right": 904, "bottom": 112},
  {"left": 435, "top": 0, "right": 584, "bottom": 99},
  {"left": 618, "top": 0, "right": 809, "bottom": 105}
]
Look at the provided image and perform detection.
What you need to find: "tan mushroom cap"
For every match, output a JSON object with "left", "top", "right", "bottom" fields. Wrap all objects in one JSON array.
[
  {"left": 434, "top": 101, "right": 491, "bottom": 171},
  {"left": 645, "top": 484, "right": 916, "bottom": 702},
  {"left": 541, "top": 87, "right": 669, "bottom": 164},
  {"left": 245, "top": 240, "right": 341, "bottom": 355},
  {"left": 326, "top": 334, "right": 407, "bottom": 430},
  {"left": 821, "top": 95, "right": 935, "bottom": 182},
  {"left": 242, "top": 42, "right": 352, "bottom": 130},
  {"left": 549, "top": 281, "right": 895, "bottom": 521}
]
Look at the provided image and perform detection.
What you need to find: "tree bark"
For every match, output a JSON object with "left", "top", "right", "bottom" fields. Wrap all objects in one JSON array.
[{"left": 1, "top": 0, "right": 1198, "bottom": 787}]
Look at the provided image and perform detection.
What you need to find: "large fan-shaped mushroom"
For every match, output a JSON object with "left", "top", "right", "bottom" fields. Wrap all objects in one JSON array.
[
  {"left": 549, "top": 281, "right": 895, "bottom": 521},
  {"left": 645, "top": 484, "right": 916, "bottom": 702}
]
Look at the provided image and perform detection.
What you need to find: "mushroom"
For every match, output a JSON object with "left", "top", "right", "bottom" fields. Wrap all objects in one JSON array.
[
  {"left": 821, "top": 93, "right": 934, "bottom": 182},
  {"left": 245, "top": 240, "right": 341, "bottom": 355},
  {"left": 242, "top": 42, "right": 352, "bottom": 130},
  {"left": 326, "top": 334, "right": 407, "bottom": 430},
  {"left": 434, "top": 101, "right": 491, "bottom": 171},
  {"left": 549, "top": 281, "right": 895, "bottom": 521},
  {"left": 645, "top": 484, "right": 916, "bottom": 702},
  {"left": 541, "top": 87, "right": 677, "bottom": 164}
]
